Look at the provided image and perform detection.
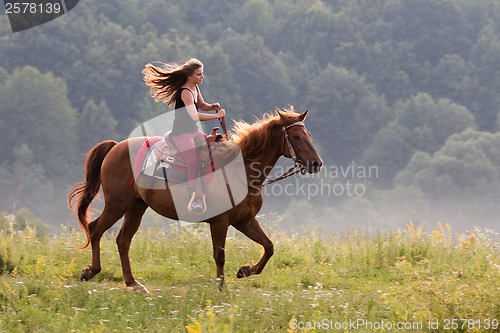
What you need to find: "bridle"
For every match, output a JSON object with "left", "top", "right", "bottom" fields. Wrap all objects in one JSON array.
[
  {"left": 283, "top": 121, "right": 307, "bottom": 164},
  {"left": 256, "top": 121, "right": 309, "bottom": 188},
  {"left": 218, "top": 111, "right": 309, "bottom": 189}
]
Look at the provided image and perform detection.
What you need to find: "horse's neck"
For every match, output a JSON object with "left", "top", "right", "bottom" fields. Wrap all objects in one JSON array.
[
  {"left": 241, "top": 134, "right": 282, "bottom": 187},
  {"left": 246, "top": 153, "right": 281, "bottom": 186}
]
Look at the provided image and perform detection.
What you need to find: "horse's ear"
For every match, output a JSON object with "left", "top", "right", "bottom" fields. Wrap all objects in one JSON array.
[
  {"left": 299, "top": 109, "right": 309, "bottom": 122},
  {"left": 277, "top": 109, "right": 287, "bottom": 120}
]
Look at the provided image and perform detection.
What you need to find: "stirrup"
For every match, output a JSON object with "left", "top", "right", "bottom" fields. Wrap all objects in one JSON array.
[{"left": 188, "top": 192, "right": 206, "bottom": 214}]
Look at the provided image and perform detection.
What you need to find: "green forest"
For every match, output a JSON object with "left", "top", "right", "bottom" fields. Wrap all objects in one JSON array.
[{"left": 1, "top": 0, "right": 500, "bottom": 233}]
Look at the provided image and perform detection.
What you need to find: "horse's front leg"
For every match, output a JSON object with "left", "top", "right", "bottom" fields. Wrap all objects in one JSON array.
[
  {"left": 209, "top": 220, "right": 229, "bottom": 290},
  {"left": 233, "top": 217, "right": 274, "bottom": 278}
]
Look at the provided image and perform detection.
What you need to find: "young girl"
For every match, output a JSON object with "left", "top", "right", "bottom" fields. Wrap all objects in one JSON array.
[{"left": 142, "top": 58, "right": 225, "bottom": 213}]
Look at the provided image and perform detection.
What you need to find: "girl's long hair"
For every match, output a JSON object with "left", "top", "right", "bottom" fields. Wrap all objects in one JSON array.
[{"left": 142, "top": 58, "right": 203, "bottom": 106}]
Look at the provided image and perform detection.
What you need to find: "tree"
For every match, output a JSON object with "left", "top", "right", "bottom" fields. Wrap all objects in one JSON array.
[
  {"left": 396, "top": 93, "right": 475, "bottom": 150},
  {"left": 0, "top": 67, "right": 8, "bottom": 86},
  {"left": 78, "top": 100, "right": 119, "bottom": 152},
  {"left": 383, "top": 0, "right": 471, "bottom": 66},
  {"left": 305, "top": 65, "right": 391, "bottom": 166},
  {"left": 362, "top": 93, "right": 476, "bottom": 184},
  {"left": 0, "top": 207, "right": 49, "bottom": 238},
  {"left": 414, "top": 54, "right": 490, "bottom": 131},
  {"left": 0, "top": 66, "right": 77, "bottom": 176},
  {"left": 218, "top": 30, "right": 293, "bottom": 118},
  {"left": 335, "top": 39, "right": 414, "bottom": 104},
  {"left": 235, "top": 0, "right": 277, "bottom": 45},
  {"left": 395, "top": 129, "right": 500, "bottom": 200},
  {"left": 360, "top": 122, "right": 412, "bottom": 186},
  {"left": 469, "top": 22, "right": 500, "bottom": 130},
  {"left": 116, "top": 0, "right": 147, "bottom": 30},
  {"left": 0, "top": 144, "right": 54, "bottom": 213}
]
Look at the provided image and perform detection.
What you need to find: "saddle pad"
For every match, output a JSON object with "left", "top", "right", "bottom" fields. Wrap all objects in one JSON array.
[
  {"left": 133, "top": 137, "right": 163, "bottom": 177},
  {"left": 132, "top": 136, "right": 214, "bottom": 186}
]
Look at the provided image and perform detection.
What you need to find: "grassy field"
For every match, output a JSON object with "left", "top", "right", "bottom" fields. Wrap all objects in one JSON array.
[{"left": 0, "top": 215, "right": 499, "bottom": 332}]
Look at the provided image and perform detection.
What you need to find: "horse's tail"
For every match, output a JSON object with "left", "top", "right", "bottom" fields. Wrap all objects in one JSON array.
[{"left": 69, "top": 140, "right": 117, "bottom": 250}]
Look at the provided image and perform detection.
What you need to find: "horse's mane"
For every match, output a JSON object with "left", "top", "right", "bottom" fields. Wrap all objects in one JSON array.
[{"left": 229, "top": 106, "right": 300, "bottom": 161}]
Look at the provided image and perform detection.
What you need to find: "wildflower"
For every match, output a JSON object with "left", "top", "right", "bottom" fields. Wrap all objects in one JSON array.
[{"left": 185, "top": 319, "right": 202, "bottom": 333}]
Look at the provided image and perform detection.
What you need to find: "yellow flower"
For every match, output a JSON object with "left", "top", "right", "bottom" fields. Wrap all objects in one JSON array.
[
  {"left": 205, "top": 310, "right": 215, "bottom": 319},
  {"left": 185, "top": 319, "right": 202, "bottom": 333}
]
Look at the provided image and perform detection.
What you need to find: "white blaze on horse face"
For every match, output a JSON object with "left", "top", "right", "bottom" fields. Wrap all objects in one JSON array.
[{"left": 128, "top": 108, "right": 248, "bottom": 222}]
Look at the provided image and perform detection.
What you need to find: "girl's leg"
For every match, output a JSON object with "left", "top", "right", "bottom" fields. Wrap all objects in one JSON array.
[
  {"left": 172, "top": 132, "right": 207, "bottom": 213},
  {"left": 171, "top": 133, "right": 198, "bottom": 190}
]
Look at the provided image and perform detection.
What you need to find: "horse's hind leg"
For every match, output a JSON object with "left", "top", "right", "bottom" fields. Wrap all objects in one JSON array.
[
  {"left": 81, "top": 207, "right": 128, "bottom": 282},
  {"left": 116, "top": 199, "right": 148, "bottom": 293},
  {"left": 233, "top": 217, "right": 274, "bottom": 278}
]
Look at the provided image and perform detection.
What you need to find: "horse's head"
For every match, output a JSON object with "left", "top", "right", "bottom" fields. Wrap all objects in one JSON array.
[{"left": 277, "top": 109, "right": 323, "bottom": 174}]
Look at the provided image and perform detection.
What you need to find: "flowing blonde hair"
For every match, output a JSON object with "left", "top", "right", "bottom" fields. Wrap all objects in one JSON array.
[{"left": 142, "top": 58, "right": 203, "bottom": 106}]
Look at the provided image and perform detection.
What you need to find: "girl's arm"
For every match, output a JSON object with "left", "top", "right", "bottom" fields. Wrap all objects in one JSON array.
[
  {"left": 182, "top": 89, "right": 224, "bottom": 121},
  {"left": 197, "top": 89, "right": 220, "bottom": 112}
]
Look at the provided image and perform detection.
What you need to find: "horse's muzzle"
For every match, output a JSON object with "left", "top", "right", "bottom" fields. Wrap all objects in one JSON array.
[{"left": 305, "top": 159, "right": 323, "bottom": 174}]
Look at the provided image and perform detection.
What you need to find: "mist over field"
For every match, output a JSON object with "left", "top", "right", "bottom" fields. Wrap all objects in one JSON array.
[
  {"left": 263, "top": 157, "right": 500, "bottom": 238},
  {"left": 0, "top": 0, "right": 500, "bottom": 238}
]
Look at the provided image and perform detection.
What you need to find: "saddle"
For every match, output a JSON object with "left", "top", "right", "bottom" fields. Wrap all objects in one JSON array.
[
  {"left": 155, "top": 128, "right": 221, "bottom": 167},
  {"left": 136, "top": 128, "right": 223, "bottom": 185}
]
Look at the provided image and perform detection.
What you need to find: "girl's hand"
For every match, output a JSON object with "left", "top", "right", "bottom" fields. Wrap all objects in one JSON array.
[
  {"left": 217, "top": 109, "right": 226, "bottom": 118},
  {"left": 212, "top": 103, "right": 221, "bottom": 111}
]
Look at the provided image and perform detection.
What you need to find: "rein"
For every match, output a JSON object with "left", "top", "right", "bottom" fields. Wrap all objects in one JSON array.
[
  {"left": 217, "top": 109, "right": 229, "bottom": 141},
  {"left": 255, "top": 121, "right": 308, "bottom": 188},
  {"left": 219, "top": 117, "right": 229, "bottom": 140}
]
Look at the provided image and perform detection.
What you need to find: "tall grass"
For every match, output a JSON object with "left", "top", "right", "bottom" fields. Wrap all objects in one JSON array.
[{"left": 0, "top": 218, "right": 498, "bottom": 332}]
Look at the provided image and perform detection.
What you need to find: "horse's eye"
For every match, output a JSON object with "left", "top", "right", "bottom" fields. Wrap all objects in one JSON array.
[{"left": 293, "top": 135, "right": 300, "bottom": 140}]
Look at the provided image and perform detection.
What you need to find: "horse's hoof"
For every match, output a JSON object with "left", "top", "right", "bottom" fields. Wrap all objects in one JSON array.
[
  {"left": 126, "top": 281, "right": 149, "bottom": 293},
  {"left": 216, "top": 277, "right": 225, "bottom": 291},
  {"left": 237, "top": 265, "right": 251, "bottom": 278},
  {"left": 80, "top": 270, "right": 89, "bottom": 282}
]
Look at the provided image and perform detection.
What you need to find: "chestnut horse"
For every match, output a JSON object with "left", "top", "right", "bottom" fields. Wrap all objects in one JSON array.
[{"left": 69, "top": 108, "right": 322, "bottom": 292}]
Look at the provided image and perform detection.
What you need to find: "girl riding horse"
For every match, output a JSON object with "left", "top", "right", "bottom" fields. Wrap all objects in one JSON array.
[{"left": 142, "top": 58, "right": 226, "bottom": 213}]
